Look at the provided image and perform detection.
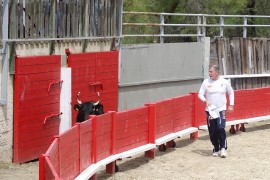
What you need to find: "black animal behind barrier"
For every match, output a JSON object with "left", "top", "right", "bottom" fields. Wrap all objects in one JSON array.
[{"left": 74, "top": 92, "right": 104, "bottom": 122}]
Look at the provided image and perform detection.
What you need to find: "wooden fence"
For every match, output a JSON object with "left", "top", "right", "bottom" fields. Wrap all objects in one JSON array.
[
  {"left": 0, "top": 0, "right": 121, "bottom": 40},
  {"left": 211, "top": 38, "right": 270, "bottom": 89}
]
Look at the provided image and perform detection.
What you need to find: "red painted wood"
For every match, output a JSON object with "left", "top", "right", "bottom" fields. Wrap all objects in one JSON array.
[
  {"left": 92, "top": 116, "right": 97, "bottom": 163},
  {"left": 145, "top": 104, "right": 156, "bottom": 144},
  {"left": 172, "top": 95, "right": 193, "bottom": 132},
  {"left": 155, "top": 99, "right": 174, "bottom": 139},
  {"left": 44, "top": 157, "right": 61, "bottom": 180},
  {"left": 106, "top": 161, "right": 116, "bottom": 174},
  {"left": 110, "top": 112, "right": 116, "bottom": 155},
  {"left": 115, "top": 107, "right": 149, "bottom": 154},
  {"left": 13, "top": 55, "right": 61, "bottom": 163},
  {"left": 58, "top": 126, "right": 80, "bottom": 179},
  {"left": 44, "top": 138, "right": 60, "bottom": 176},
  {"left": 79, "top": 120, "right": 93, "bottom": 172},
  {"left": 95, "top": 113, "right": 113, "bottom": 162},
  {"left": 39, "top": 155, "right": 45, "bottom": 180},
  {"left": 67, "top": 51, "right": 119, "bottom": 125}
]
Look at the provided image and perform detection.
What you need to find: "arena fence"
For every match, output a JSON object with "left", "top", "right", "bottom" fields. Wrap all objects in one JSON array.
[{"left": 39, "top": 87, "right": 270, "bottom": 180}]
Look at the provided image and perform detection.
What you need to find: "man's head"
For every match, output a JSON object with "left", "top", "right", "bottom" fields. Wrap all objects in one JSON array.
[{"left": 208, "top": 65, "right": 219, "bottom": 80}]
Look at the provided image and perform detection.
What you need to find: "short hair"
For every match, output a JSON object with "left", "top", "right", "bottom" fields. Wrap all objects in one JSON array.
[{"left": 209, "top": 64, "right": 219, "bottom": 72}]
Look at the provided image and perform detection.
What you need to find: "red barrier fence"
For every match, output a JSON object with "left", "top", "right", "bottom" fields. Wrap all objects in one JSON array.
[{"left": 40, "top": 87, "right": 270, "bottom": 179}]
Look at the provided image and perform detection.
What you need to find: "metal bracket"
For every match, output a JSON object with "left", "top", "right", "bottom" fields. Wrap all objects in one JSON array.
[
  {"left": 47, "top": 80, "right": 64, "bottom": 92},
  {"left": 44, "top": 112, "right": 63, "bottom": 124},
  {"left": 89, "top": 81, "right": 103, "bottom": 92}
]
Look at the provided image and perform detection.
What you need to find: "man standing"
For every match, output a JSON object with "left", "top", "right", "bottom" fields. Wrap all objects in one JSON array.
[{"left": 198, "top": 65, "right": 234, "bottom": 158}]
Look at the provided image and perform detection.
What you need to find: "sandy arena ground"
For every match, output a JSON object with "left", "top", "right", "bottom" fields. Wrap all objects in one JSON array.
[{"left": 0, "top": 120, "right": 270, "bottom": 180}]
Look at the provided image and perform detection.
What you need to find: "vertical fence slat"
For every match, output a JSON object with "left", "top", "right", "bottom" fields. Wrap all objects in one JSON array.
[
  {"left": 1, "top": 1, "right": 119, "bottom": 45},
  {"left": 0, "top": 0, "right": 2, "bottom": 40},
  {"left": 9, "top": 0, "right": 17, "bottom": 39}
]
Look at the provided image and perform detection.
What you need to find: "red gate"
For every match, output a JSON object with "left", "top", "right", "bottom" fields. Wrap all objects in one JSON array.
[
  {"left": 67, "top": 50, "right": 119, "bottom": 125},
  {"left": 14, "top": 55, "right": 62, "bottom": 163}
]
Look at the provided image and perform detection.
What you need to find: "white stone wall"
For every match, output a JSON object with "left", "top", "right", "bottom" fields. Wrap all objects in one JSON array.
[
  {"left": 0, "top": 40, "right": 112, "bottom": 163},
  {"left": 0, "top": 70, "right": 14, "bottom": 163}
]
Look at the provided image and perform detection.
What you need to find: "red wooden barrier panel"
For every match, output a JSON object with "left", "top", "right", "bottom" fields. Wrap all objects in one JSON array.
[
  {"left": 228, "top": 87, "right": 270, "bottom": 121},
  {"left": 115, "top": 106, "right": 150, "bottom": 154},
  {"left": 195, "top": 87, "right": 270, "bottom": 127},
  {"left": 67, "top": 50, "right": 119, "bottom": 125},
  {"left": 39, "top": 138, "right": 60, "bottom": 180},
  {"left": 41, "top": 87, "right": 270, "bottom": 179},
  {"left": 190, "top": 92, "right": 206, "bottom": 127},
  {"left": 44, "top": 157, "right": 60, "bottom": 180},
  {"left": 58, "top": 126, "right": 80, "bottom": 179},
  {"left": 155, "top": 99, "right": 174, "bottom": 139},
  {"left": 14, "top": 55, "right": 61, "bottom": 163},
  {"left": 79, "top": 120, "right": 93, "bottom": 172},
  {"left": 95, "top": 51, "right": 119, "bottom": 112},
  {"left": 172, "top": 95, "right": 193, "bottom": 132},
  {"left": 96, "top": 113, "right": 113, "bottom": 162}
]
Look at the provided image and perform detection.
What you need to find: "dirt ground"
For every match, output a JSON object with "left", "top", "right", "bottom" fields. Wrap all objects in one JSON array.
[{"left": 1, "top": 120, "right": 270, "bottom": 180}]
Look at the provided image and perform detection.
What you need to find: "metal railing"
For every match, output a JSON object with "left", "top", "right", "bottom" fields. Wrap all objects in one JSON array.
[{"left": 122, "top": 12, "right": 270, "bottom": 43}]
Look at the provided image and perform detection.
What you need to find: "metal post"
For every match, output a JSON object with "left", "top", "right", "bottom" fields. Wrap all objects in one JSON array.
[
  {"left": 0, "top": 0, "right": 9, "bottom": 105},
  {"left": 197, "top": 15, "right": 201, "bottom": 42},
  {"left": 202, "top": 15, "right": 206, "bottom": 38},
  {"left": 160, "top": 14, "right": 164, "bottom": 43},
  {"left": 243, "top": 16, "right": 247, "bottom": 38},
  {"left": 118, "top": 0, "right": 123, "bottom": 84},
  {"left": 220, "top": 16, "right": 224, "bottom": 37},
  {"left": 118, "top": 0, "right": 123, "bottom": 46}
]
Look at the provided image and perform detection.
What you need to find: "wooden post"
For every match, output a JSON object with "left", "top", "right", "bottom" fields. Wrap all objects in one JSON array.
[
  {"left": 89, "top": 115, "right": 97, "bottom": 179},
  {"left": 106, "top": 111, "right": 117, "bottom": 174},
  {"left": 91, "top": 115, "right": 97, "bottom": 164},
  {"left": 49, "top": 0, "right": 56, "bottom": 54},
  {"left": 190, "top": 92, "right": 199, "bottom": 139},
  {"left": 144, "top": 103, "right": 156, "bottom": 159},
  {"left": 39, "top": 155, "right": 46, "bottom": 180}
]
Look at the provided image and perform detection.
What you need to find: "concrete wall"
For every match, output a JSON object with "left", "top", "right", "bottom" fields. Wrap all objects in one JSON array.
[
  {"left": 118, "top": 40, "right": 210, "bottom": 110},
  {"left": 0, "top": 68, "right": 14, "bottom": 163}
]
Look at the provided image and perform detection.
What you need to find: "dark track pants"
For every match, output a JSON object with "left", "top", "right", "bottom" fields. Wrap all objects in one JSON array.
[{"left": 206, "top": 111, "right": 227, "bottom": 152}]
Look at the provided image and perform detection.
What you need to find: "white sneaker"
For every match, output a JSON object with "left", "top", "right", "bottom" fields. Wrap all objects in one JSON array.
[
  {"left": 212, "top": 151, "right": 219, "bottom": 157},
  {"left": 220, "top": 148, "right": 226, "bottom": 158}
]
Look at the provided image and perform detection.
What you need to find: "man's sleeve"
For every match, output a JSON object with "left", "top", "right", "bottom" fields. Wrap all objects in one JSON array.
[
  {"left": 198, "top": 81, "right": 206, "bottom": 102},
  {"left": 226, "top": 80, "right": 234, "bottom": 106}
]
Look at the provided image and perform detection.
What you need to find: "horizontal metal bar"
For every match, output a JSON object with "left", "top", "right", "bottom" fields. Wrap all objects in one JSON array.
[
  {"left": 0, "top": 99, "right": 7, "bottom": 105},
  {"left": 221, "top": 74, "right": 270, "bottom": 79},
  {"left": 124, "top": 23, "right": 203, "bottom": 27},
  {"left": 123, "top": 34, "right": 203, "bottom": 37},
  {"left": 3, "top": 36, "right": 122, "bottom": 43},
  {"left": 124, "top": 23, "right": 270, "bottom": 28},
  {"left": 204, "top": 24, "right": 270, "bottom": 27},
  {"left": 119, "top": 76, "right": 202, "bottom": 87},
  {"left": 123, "top": 11, "right": 270, "bottom": 18}
]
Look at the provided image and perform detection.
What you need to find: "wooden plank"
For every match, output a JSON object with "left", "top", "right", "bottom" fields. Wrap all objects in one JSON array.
[
  {"left": 9, "top": 0, "right": 18, "bottom": 39},
  {"left": 116, "top": 123, "right": 148, "bottom": 138},
  {"left": 17, "top": 63, "right": 60, "bottom": 74},
  {"left": 14, "top": 144, "right": 50, "bottom": 163},
  {"left": 116, "top": 140, "right": 148, "bottom": 154},
  {"left": 17, "top": 103, "right": 60, "bottom": 118},
  {"left": 0, "top": 0, "right": 2, "bottom": 39},
  {"left": 19, "top": 93, "right": 60, "bottom": 109},
  {"left": 59, "top": 0, "right": 65, "bottom": 37},
  {"left": 15, "top": 109, "right": 59, "bottom": 125},
  {"left": 16, "top": 55, "right": 60, "bottom": 66}
]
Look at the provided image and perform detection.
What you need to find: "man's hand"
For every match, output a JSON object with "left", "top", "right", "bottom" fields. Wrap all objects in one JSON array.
[
  {"left": 228, "top": 105, "right": 234, "bottom": 113},
  {"left": 206, "top": 101, "right": 211, "bottom": 107}
]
